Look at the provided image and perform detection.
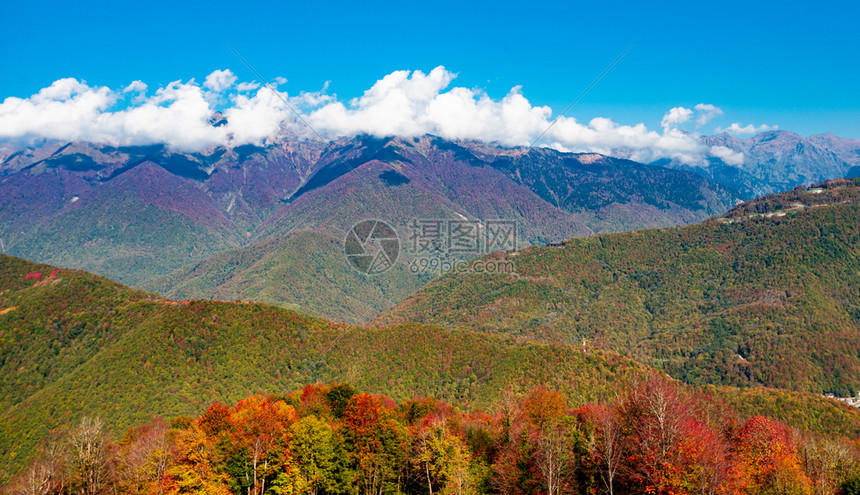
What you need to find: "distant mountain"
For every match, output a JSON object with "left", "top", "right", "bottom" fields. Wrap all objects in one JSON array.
[
  {"left": 1, "top": 135, "right": 736, "bottom": 320},
  {"left": 655, "top": 130, "right": 860, "bottom": 199},
  {"left": 0, "top": 140, "right": 324, "bottom": 285},
  {"left": 377, "top": 178, "right": 860, "bottom": 396}
]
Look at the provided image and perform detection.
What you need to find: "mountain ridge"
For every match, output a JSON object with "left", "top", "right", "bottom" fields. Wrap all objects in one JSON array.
[
  {"left": 4, "top": 130, "right": 858, "bottom": 323},
  {"left": 663, "top": 130, "right": 860, "bottom": 198}
]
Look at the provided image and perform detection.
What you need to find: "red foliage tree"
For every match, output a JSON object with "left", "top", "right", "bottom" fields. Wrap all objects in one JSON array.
[{"left": 734, "top": 416, "right": 813, "bottom": 495}]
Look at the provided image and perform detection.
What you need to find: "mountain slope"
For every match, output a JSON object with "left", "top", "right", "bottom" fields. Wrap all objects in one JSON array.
[
  {"left": 0, "top": 142, "right": 321, "bottom": 284},
  {"left": 143, "top": 230, "right": 431, "bottom": 323},
  {"left": 377, "top": 179, "right": 860, "bottom": 395},
  {"left": 4, "top": 253, "right": 860, "bottom": 484},
  {"left": 0, "top": 254, "right": 648, "bottom": 481}
]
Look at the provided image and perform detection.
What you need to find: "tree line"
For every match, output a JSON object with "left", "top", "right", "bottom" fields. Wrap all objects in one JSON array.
[{"left": 6, "top": 376, "right": 860, "bottom": 495}]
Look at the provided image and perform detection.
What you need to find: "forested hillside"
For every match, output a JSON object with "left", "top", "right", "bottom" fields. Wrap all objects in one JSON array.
[
  {"left": 0, "top": 254, "right": 646, "bottom": 482},
  {"left": 4, "top": 253, "right": 860, "bottom": 488},
  {"left": 378, "top": 179, "right": 860, "bottom": 396},
  {"left": 141, "top": 231, "right": 432, "bottom": 324}
]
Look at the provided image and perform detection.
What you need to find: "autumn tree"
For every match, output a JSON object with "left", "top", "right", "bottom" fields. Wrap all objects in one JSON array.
[
  {"left": 8, "top": 381, "right": 860, "bottom": 495},
  {"left": 296, "top": 384, "right": 333, "bottom": 419},
  {"left": 283, "top": 415, "right": 340, "bottom": 495},
  {"left": 327, "top": 383, "right": 358, "bottom": 419},
  {"left": 168, "top": 420, "right": 232, "bottom": 494},
  {"left": 521, "top": 389, "right": 579, "bottom": 495},
  {"left": 67, "top": 416, "right": 111, "bottom": 495},
  {"left": 114, "top": 417, "right": 172, "bottom": 495},
  {"left": 491, "top": 388, "right": 580, "bottom": 495},
  {"left": 342, "top": 393, "right": 407, "bottom": 495},
  {"left": 198, "top": 403, "right": 231, "bottom": 438},
  {"left": 669, "top": 416, "right": 735, "bottom": 495},
  {"left": 435, "top": 431, "right": 475, "bottom": 495},
  {"left": 582, "top": 404, "right": 622, "bottom": 495},
  {"left": 491, "top": 388, "right": 540, "bottom": 495},
  {"left": 411, "top": 420, "right": 442, "bottom": 495},
  {"left": 411, "top": 415, "right": 477, "bottom": 495},
  {"left": 734, "top": 416, "right": 813, "bottom": 495},
  {"left": 5, "top": 432, "right": 67, "bottom": 495},
  {"left": 801, "top": 435, "right": 856, "bottom": 495},
  {"left": 228, "top": 396, "right": 297, "bottom": 495},
  {"left": 613, "top": 376, "right": 743, "bottom": 495},
  {"left": 521, "top": 388, "right": 567, "bottom": 432}
]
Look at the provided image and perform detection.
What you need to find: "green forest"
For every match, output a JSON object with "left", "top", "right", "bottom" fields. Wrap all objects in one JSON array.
[
  {"left": 0, "top": 254, "right": 645, "bottom": 482},
  {"left": 378, "top": 179, "right": 860, "bottom": 395}
]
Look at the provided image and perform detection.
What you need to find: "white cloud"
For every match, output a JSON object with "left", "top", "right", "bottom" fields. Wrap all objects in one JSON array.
[
  {"left": 122, "top": 80, "right": 148, "bottom": 95},
  {"left": 122, "top": 81, "right": 148, "bottom": 104},
  {"left": 108, "top": 80, "right": 227, "bottom": 150},
  {"left": 0, "top": 77, "right": 227, "bottom": 151},
  {"left": 308, "top": 67, "right": 457, "bottom": 137},
  {"left": 289, "top": 81, "right": 334, "bottom": 108},
  {"left": 203, "top": 69, "right": 237, "bottom": 92},
  {"left": 660, "top": 104, "right": 723, "bottom": 131},
  {"left": 0, "top": 79, "right": 116, "bottom": 144},
  {"left": 716, "top": 122, "right": 778, "bottom": 135},
  {"left": 694, "top": 103, "right": 723, "bottom": 126},
  {"left": 236, "top": 81, "right": 261, "bottom": 92},
  {"left": 661, "top": 106, "right": 693, "bottom": 130},
  {"left": 30, "top": 78, "right": 93, "bottom": 103},
  {"left": 709, "top": 145, "right": 744, "bottom": 165},
  {"left": 223, "top": 86, "right": 296, "bottom": 146},
  {"left": 0, "top": 66, "right": 761, "bottom": 165}
]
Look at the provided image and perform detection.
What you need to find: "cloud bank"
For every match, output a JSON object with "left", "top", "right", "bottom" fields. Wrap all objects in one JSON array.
[
  {"left": 716, "top": 122, "right": 778, "bottom": 135},
  {"left": 0, "top": 66, "right": 753, "bottom": 165}
]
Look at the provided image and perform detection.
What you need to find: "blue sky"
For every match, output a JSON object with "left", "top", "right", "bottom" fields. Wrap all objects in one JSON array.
[{"left": 2, "top": 0, "right": 859, "bottom": 138}]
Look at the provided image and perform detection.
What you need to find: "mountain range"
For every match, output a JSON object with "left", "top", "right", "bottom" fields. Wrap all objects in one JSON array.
[
  {"left": 1, "top": 135, "right": 738, "bottom": 321},
  {"left": 4, "top": 130, "right": 859, "bottom": 322}
]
